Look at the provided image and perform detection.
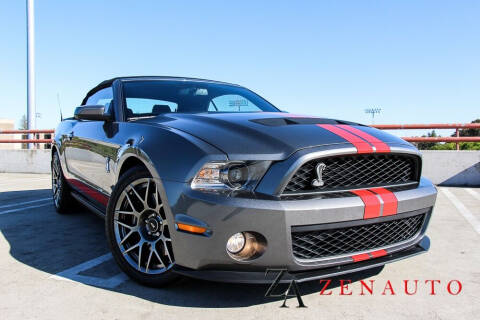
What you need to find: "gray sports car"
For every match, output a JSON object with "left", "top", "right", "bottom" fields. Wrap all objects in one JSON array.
[{"left": 52, "top": 76, "right": 437, "bottom": 286}]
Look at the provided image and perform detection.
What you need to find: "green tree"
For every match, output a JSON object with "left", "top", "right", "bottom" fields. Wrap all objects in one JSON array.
[
  {"left": 431, "top": 142, "right": 480, "bottom": 150},
  {"left": 451, "top": 119, "right": 480, "bottom": 137},
  {"left": 416, "top": 130, "right": 439, "bottom": 150},
  {"left": 418, "top": 119, "right": 480, "bottom": 150},
  {"left": 19, "top": 114, "right": 27, "bottom": 130}
]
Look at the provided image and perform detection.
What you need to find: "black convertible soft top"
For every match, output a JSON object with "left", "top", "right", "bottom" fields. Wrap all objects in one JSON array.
[{"left": 82, "top": 76, "right": 239, "bottom": 105}]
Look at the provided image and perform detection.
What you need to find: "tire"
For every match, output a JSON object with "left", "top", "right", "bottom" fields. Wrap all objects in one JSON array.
[
  {"left": 52, "top": 151, "right": 74, "bottom": 214},
  {"left": 106, "top": 166, "right": 178, "bottom": 287}
]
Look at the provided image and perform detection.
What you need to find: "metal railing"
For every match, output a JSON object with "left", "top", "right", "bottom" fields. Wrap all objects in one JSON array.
[
  {"left": 372, "top": 123, "right": 480, "bottom": 150},
  {"left": 1, "top": 124, "right": 479, "bottom": 150},
  {"left": 0, "top": 129, "right": 54, "bottom": 145}
]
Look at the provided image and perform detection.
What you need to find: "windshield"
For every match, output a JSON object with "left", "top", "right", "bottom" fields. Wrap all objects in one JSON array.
[{"left": 122, "top": 80, "right": 279, "bottom": 119}]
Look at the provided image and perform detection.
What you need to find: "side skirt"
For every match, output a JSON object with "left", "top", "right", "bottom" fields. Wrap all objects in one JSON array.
[{"left": 71, "top": 191, "right": 106, "bottom": 219}]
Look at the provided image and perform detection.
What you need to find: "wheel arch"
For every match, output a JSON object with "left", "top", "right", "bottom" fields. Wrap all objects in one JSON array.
[
  {"left": 115, "top": 147, "right": 161, "bottom": 184},
  {"left": 51, "top": 145, "right": 58, "bottom": 156},
  {"left": 117, "top": 155, "right": 150, "bottom": 178}
]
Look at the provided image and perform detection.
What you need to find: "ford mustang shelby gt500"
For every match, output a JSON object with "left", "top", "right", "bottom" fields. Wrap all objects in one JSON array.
[{"left": 52, "top": 76, "right": 437, "bottom": 286}]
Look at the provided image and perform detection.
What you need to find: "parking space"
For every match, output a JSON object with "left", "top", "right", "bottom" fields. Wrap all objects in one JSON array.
[{"left": 0, "top": 173, "right": 479, "bottom": 319}]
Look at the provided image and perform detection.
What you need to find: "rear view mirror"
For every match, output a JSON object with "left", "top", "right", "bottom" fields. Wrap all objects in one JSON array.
[{"left": 74, "top": 105, "right": 112, "bottom": 121}]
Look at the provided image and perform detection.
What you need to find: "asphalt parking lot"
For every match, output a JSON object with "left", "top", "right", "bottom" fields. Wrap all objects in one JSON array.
[{"left": 0, "top": 173, "right": 479, "bottom": 319}]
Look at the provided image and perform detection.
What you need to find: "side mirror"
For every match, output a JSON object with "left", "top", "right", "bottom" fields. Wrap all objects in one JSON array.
[{"left": 74, "top": 105, "right": 112, "bottom": 121}]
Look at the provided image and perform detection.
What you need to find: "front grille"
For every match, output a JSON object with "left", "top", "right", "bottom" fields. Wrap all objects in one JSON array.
[
  {"left": 283, "top": 153, "right": 419, "bottom": 194},
  {"left": 291, "top": 213, "right": 426, "bottom": 260}
]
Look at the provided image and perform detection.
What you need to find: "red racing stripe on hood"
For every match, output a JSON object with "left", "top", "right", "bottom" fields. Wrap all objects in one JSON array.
[
  {"left": 317, "top": 124, "right": 373, "bottom": 153},
  {"left": 336, "top": 125, "right": 390, "bottom": 153}
]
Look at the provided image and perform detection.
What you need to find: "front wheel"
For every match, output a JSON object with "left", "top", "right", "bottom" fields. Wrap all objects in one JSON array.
[{"left": 106, "top": 167, "right": 178, "bottom": 287}]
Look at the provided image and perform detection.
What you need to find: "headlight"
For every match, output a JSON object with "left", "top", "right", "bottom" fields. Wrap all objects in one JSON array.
[
  {"left": 223, "top": 163, "right": 248, "bottom": 189},
  {"left": 191, "top": 161, "right": 271, "bottom": 192}
]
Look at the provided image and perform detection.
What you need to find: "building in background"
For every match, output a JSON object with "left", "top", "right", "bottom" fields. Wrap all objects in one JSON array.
[{"left": 0, "top": 119, "right": 20, "bottom": 150}]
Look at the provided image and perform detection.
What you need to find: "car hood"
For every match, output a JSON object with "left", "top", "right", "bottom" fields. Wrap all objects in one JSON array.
[{"left": 141, "top": 112, "right": 411, "bottom": 160}]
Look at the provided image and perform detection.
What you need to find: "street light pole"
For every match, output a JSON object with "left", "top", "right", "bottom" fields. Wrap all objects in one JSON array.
[{"left": 26, "top": 0, "right": 36, "bottom": 149}]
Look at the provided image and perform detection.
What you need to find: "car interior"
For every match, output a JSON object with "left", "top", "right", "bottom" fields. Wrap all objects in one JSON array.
[{"left": 123, "top": 81, "right": 274, "bottom": 120}]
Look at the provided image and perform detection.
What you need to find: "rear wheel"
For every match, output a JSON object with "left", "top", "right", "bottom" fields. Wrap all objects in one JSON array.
[
  {"left": 106, "top": 167, "right": 178, "bottom": 287},
  {"left": 52, "top": 152, "right": 74, "bottom": 213}
]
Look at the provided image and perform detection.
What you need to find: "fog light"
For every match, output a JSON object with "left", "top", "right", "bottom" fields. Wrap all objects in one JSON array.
[
  {"left": 226, "top": 231, "right": 267, "bottom": 261},
  {"left": 226, "top": 232, "right": 245, "bottom": 254}
]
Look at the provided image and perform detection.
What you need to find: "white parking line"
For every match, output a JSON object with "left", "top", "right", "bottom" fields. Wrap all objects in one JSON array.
[
  {"left": 465, "top": 188, "right": 480, "bottom": 201},
  {"left": 49, "top": 253, "right": 128, "bottom": 288},
  {"left": 0, "top": 197, "right": 51, "bottom": 209},
  {"left": 442, "top": 188, "right": 480, "bottom": 235},
  {"left": 0, "top": 202, "right": 52, "bottom": 215},
  {"left": 0, "top": 177, "right": 50, "bottom": 187}
]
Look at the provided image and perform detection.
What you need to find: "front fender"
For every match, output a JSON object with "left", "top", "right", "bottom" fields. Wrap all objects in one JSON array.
[
  {"left": 115, "top": 147, "right": 162, "bottom": 181},
  {"left": 115, "top": 125, "right": 227, "bottom": 184}
]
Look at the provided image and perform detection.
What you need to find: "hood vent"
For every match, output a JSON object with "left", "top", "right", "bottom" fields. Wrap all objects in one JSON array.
[{"left": 250, "top": 117, "right": 361, "bottom": 127}]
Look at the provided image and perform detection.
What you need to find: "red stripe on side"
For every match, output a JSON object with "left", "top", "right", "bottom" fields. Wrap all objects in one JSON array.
[
  {"left": 336, "top": 125, "right": 390, "bottom": 153},
  {"left": 67, "top": 179, "right": 109, "bottom": 206},
  {"left": 370, "top": 249, "right": 388, "bottom": 258},
  {"left": 317, "top": 124, "right": 373, "bottom": 154},
  {"left": 352, "top": 253, "right": 370, "bottom": 262},
  {"left": 370, "top": 187, "right": 398, "bottom": 216},
  {"left": 351, "top": 189, "right": 381, "bottom": 219}
]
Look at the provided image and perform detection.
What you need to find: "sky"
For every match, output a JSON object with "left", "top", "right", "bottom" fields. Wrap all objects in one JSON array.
[{"left": 0, "top": 1, "right": 479, "bottom": 137}]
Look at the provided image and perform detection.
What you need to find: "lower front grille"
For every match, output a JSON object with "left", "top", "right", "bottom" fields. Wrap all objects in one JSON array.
[{"left": 291, "top": 213, "right": 426, "bottom": 260}]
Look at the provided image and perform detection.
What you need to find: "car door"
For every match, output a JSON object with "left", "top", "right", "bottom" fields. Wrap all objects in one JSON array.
[{"left": 64, "top": 86, "right": 121, "bottom": 198}]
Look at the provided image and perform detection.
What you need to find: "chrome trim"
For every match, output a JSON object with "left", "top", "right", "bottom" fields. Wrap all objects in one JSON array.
[
  {"left": 281, "top": 181, "right": 418, "bottom": 197},
  {"left": 278, "top": 145, "right": 421, "bottom": 196}
]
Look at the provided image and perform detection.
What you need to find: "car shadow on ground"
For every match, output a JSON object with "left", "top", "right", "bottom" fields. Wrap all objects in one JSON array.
[{"left": 0, "top": 188, "right": 384, "bottom": 308}]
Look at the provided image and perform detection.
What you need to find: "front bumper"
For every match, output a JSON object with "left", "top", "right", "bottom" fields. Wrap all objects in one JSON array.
[
  {"left": 172, "top": 236, "right": 430, "bottom": 284},
  {"left": 161, "top": 177, "right": 437, "bottom": 282}
]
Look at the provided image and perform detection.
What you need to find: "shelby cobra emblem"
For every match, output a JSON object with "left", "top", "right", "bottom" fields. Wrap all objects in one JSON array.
[
  {"left": 311, "top": 162, "right": 327, "bottom": 187},
  {"left": 51, "top": 76, "right": 437, "bottom": 286}
]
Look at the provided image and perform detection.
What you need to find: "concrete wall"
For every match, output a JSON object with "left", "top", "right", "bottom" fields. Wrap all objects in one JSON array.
[
  {"left": 0, "top": 149, "right": 479, "bottom": 186},
  {"left": 421, "top": 150, "right": 480, "bottom": 186},
  {"left": 0, "top": 150, "right": 51, "bottom": 174}
]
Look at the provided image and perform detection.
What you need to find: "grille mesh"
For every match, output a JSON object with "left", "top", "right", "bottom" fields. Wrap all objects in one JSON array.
[
  {"left": 291, "top": 214, "right": 425, "bottom": 260},
  {"left": 284, "top": 154, "right": 418, "bottom": 194}
]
